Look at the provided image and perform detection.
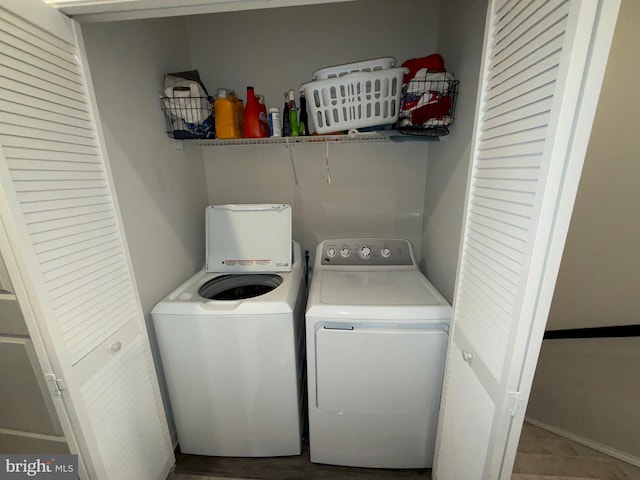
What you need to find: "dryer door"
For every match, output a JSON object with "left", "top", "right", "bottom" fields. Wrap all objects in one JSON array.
[{"left": 315, "top": 324, "right": 448, "bottom": 416}]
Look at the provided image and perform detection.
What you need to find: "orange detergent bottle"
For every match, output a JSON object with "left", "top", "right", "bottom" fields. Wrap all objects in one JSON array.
[{"left": 214, "top": 89, "right": 242, "bottom": 139}]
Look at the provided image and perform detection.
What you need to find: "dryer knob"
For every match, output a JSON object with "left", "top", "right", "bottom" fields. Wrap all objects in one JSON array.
[{"left": 359, "top": 246, "right": 372, "bottom": 259}]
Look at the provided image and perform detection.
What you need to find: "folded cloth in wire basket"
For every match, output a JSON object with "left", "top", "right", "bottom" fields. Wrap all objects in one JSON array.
[
  {"left": 162, "top": 70, "right": 215, "bottom": 138},
  {"left": 162, "top": 80, "right": 210, "bottom": 124},
  {"left": 398, "top": 54, "right": 455, "bottom": 128}
]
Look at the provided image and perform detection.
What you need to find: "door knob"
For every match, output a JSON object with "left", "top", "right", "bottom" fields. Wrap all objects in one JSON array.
[{"left": 462, "top": 350, "right": 473, "bottom": 364}]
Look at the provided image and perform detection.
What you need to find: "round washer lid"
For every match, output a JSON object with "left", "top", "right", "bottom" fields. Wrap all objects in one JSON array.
[{"left": 198, "top": 274, "right": 283, "bottom": 300}]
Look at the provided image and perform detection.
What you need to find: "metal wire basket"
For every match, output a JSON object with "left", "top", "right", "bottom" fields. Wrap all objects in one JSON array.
[
  {"left": 160, "top": 95, "right": 215, "bottom": 139},
  {"left": 396, "top": 77, "right": 459, "bottom": 137}
]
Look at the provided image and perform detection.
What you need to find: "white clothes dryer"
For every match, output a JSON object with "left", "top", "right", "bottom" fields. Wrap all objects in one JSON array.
[
  {"left": 305, "top": 238, "right": 451, "bottom": 469},
  {"left": 152, "top": 204, "right": 306, "bottom": 457}
]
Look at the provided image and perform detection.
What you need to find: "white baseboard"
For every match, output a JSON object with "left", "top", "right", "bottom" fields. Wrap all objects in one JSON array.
[{"left": 524, "top": 417, "right": 640, "bottom": 468}]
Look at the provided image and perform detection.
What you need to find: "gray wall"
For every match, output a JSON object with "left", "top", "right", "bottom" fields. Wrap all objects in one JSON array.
[
  {"left": 187, "top": 0, "right": 443, "bottom": 261},
  {"left": 526, "top": 0, "right": 640, "bottom": 462}
]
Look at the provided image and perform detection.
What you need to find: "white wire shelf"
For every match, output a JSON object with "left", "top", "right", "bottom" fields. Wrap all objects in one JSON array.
[{"left": 173, "top": 129, "right": 448, "bottom": 147}]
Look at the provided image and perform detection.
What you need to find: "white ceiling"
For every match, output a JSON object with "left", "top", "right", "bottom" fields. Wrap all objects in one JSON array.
[{"left": 41, "top": 0, "right": 357, "bottom": 22}]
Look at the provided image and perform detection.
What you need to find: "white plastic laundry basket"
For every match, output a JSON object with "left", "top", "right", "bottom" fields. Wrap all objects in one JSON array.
[
  {"left": 302, "top": 67, "right": 408, "bottom": 133},
  {"left": 311, "top": 57, "right": 397, "bottom": 80}
]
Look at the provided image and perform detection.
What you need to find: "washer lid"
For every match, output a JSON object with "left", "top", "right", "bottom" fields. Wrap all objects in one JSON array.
[{"left": 206, "top": 204, "right": 292, "bottom": 273}]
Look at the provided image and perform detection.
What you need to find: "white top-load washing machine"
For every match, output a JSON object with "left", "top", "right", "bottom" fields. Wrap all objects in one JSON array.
[
  {"left": 152, "top": 204, "right": 306, "bottom": 457},
  {"left": 306, "top": 238, "right": 451, "bottom": 469}
]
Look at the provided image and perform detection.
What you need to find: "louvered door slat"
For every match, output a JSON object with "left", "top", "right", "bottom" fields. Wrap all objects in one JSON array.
[
  {"left": 493, "top": 2, "right": 568, "bottom": 59},
  {"left": 0, "top": 12, "right": 77, "bottom": 57},
  {"left": 474, "top": 177, "right": 539, "bottom": 194},
  {"left": 46, "top": 253, "right": 122, "bottom": 294},
  {"left": 491, "top": 18, "right": 566, "bottom": 84},
  {"left": 494, "top": 0, "right": 536, "bottom": 33},
  {"left": 456, "top": 286, "right": 511, "bottom": 339},
  {"left": 24, "top": 208, "right": 113, "bottom": 235},
  {"left": 0, "top": 100, "right": 92, "bottom": 132},
  {"left": 30, "top": 219, "right": 115, "bottom": 250},
  {"left": 465, "top": 239, "right": 522, "bottom": 287},
  {"left": 2, "top": 136, "right": 99, "bottom": 156},
  {"left": 2, "top": 60, "right": 86, "bottom": 105},
  {"left": 482, "top": 109, "right": 550, "bottom": 138},
  {"left": 477, "top": 154, "right": 541, "bottom": 169},
  {"left": 55, "top": 275, "right": 132, "bottom": 321},
  {"left": 19, "top": 191, "right": 111, "bottom": 209},
  {"left": 8, "top": 160, "right": 105, "bottom": 175},
  {"left": 0, "top": 112, "right": 96, "bottom": 141},
  {"left": 36, "top": 227, "right": 118, "bottom": 264},
  {"left": 464, "top": 262, "right": 518, "bottom": 307},
  {"left": 467, "top": 219, "right": 527, "bottom": 253},
  {"left": 60, "top": 288, "right": 133, "bottom": 338},
  {"left": 14, "top": 169, "right": 105, "bottom": 184},
  {"left": 55, "top": 283, "right": 132, "bottom": 330},
  {"left": 0, "top": 53, "right": 85, "bottom": 96},
  {"left": 487, "top": 56, "right": 561, "bottom": 103},
  {"left": 485, "top": 82, "right": 555, "bottom": 120},
  {"left": 484, "top": 69, "right": 559, "bottom": 119},
  {"left": 0, "top": 17, "right": 78, "bottom": 73},
  {"left": 50, "top": 264, "right": 127, "bottom": 309},
  {"left": 477, "top": 139, "right": 546, "bottom": 161},
  {"left": 473, "top": 185, "right": 534, "bottom": 206},
  {"left": 20, "top": 194, "right": 110, "bottom": 215},
  {"left": 0, "top": 94, "right": 91, "bottom": 122},
  {"left": 14, "top": 180, "right": 106, "bottom": 193},
  {"left": 472, "top": 194, "right": 533, "bottom": 219},
  {"left": 493, "top": 0, "right": 559, "bottom": 43},
  {"left": 467, "top": 228, "right": 525, "bottom": 266},
  {"left": 0, "top": 40, "right": 81, "bottom": 86},
  {"left": 475, "top": 166, "right": 541, "bottom": 181},
  {"left": 483, "top": 99, "right": 551, "bottom": 131},
  {"left": 470, "top": 203, "right": 531, "bottom": 231},
  {"left": 4, "top": 147, "right": 100, "bottom": 164},
  {"left": 0, "top": 77, "right": 89, "bottom": 114},
  {"left": 480, "top": 126, "right": 548, "bottom": 150}
]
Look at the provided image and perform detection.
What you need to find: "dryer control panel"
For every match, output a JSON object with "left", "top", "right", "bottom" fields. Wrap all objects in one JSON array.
[{"left": 320, "top": 238, "right": 414, "bottom": 266}]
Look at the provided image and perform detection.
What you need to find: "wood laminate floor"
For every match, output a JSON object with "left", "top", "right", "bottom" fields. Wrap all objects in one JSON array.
[
  {"left": 170, "top": 441, "right": 430, "bottom": 480},
  {"left": 167, "top": 423, "right": 640, "bottom": 480}
]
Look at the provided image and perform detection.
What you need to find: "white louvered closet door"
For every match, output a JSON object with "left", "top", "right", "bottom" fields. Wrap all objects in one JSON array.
[
  {"left": 433, "top": 1, "right": 620, "bottom": 479},
  {"left": 0, "top": 1, "right": 173, "bottom": 479}
]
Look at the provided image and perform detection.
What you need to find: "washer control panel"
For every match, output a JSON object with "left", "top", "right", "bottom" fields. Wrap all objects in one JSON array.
[{"left": 320, "top": 238, "right": 414, "bottom": 266}]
